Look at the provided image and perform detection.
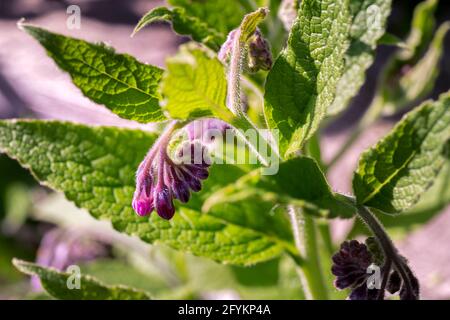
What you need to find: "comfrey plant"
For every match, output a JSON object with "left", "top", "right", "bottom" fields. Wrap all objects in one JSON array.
[{"left": 1, "top": 0, "right": 449, "bottom": 300}]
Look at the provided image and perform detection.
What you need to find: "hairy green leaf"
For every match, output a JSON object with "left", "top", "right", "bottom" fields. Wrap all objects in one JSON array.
[
  {"left": 168, "top": 0, "right": 245, "bottom": 36},
  {"left": 13, "top": 259, "right": 151, "bottom": 300},
  {"left": 20, "top": 24, "right": 165, "bottom": 123},
  {"left": 133, "top": 1, "right": 245, "bottom": 51},
  {"left": 353, "top": 92, "right": 450, "bottom": 213},
  {"left": 161, "top": 44, "right": 234, "bottom": 121},
  {"left": 264, "top": 0, "right": 352, "bottom": 158},
  {"left": 402, "top": 0, "right": 438, "bottom": 61},
  {"left": 328, "top": 0, "right": 392, "bottom": 115},
  {"left": 382, "top": 22, "right": 450, "bottom": 115},
  {"left": 376, "top": 0, "right": 445, "bottom": 115},
  {"left": 205, "top": 157, "right": 356, "bottom": 219},
  {"left": 0, "top": 120, "right": 288, "bottom": 265},
  {"left": 349, "top": 160, "right": 450, "bottom": 237}
]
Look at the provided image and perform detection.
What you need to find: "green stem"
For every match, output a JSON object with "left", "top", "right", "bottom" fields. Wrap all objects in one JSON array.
[
  {"left": 305, "top": 133, "right": 325, "bottom": 171},
  {"left": 355, "top": 204, "right": 416, "bottom": 298},
  {"left": 288, "top": 206, "right": 329, "bottom": 300},
  {"left": 317, "top": 221, "right": 335, "bottom": 257},
  {"left": 328, "top": 94, "right": 385, "bottom": 168}
]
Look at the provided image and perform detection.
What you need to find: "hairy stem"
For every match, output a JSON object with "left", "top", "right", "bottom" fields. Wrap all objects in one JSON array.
[
  {"left": 317, "top": 222, "right": 335, "bottom": 257},
  {"left": 355, "top": 204, "right": 416, "bottom": 298},
  {"left": 226, "top": 25, "right": 281, "bottom": 165},
  {"left": 376, "top": 259, "right": 392, "bottom": 300},
  {"left": 288, "top": 206, "right": 329, "bottom": 300}
]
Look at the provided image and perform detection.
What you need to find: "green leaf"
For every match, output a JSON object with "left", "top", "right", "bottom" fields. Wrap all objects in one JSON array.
[
  {"left": 0, "top": 120, "right": 287, "bottom": 265},
  {"left": 377, "top": 32, "right": 407, "bottom": 48},
  {"left": 168, "top": 0, "right": 245, "bottom": 36},
  {"left": 353, "top": 92, "right": 450, "bottom": 214},
  {"left": 13, "top": 259, "right": 151, "bottom": 300},
  {"left": 349, "top": 160, "right": 450, "bottom": 238},
  {"left": 238, "top": 6, "right": 269, "bottom": 41},
  {"left": 328, "top": 0, "right": 392, "bottom": 115},
  {"left": 376, "top": 0, "right": 444, "bottom": 115},
  {"left": 20, "top": 23, "right": 166, "bottom": 123},
  {"left": 204, "top": 157, "right": 356, "bottom": 219},
  {"left": 382, "top": 22, "right": 450, "bottom": 115},
  {"left": 133, "top": 1, "right": 246, "bottom": 51},
  {"left": 402, "top": 0, "right": 438, "bottom": 61},
  {"left": 161, "top": 44, "right": 234, "bottom": 121},
  {"left": 264, "top": 0, "right": 352, "bottom": 158}
]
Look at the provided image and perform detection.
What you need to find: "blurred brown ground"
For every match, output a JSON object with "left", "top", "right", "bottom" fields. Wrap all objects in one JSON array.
[{"left": 0, "top": 0, "right": 449, "bottom": 299}]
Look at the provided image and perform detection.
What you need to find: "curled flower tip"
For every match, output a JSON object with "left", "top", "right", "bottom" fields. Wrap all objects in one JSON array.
[{"left": 133, "top": 120, "right": 216, "bottom": 220}]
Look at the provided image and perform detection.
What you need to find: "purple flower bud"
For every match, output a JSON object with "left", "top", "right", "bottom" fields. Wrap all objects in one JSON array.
[
  {"left": 185, "top": 174, "right": 202, "bottom": 192},
  {"left": 184, "top": 164, "right": 209, "bottom": 180},
  {"left": 387, "top": 270, "right": 401, "bottom": 294},
  {"left": 219, "top": 28, "right": 272, "bottom": 73},
  {"left": 172, "top": 179, "right": 191, "bottom": 203},
  {"left": 132, "top": 196, "right": 154, "bottom": 217},
  {"left": 247, "top": 29, "right": 273, "bottom": 72},
  {"left": 154, "top": 186, "right": 175, "bottom": 220}
]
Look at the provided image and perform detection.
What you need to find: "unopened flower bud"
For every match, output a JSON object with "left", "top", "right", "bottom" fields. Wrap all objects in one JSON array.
[
  {"left": 219, "top": 28, "right": 273, "bottom": 73},
  {"left": 154, "top": 186, "right": 175, "bottom": 220},
  {"left": 247, "top": 29, "right": 273, "bottom": 72}
]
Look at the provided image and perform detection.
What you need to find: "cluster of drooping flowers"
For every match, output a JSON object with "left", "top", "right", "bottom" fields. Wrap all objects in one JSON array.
[
  {"left": 332, "top": 240, "right": 377, "bottom": 300},
  {"left": 331, "top": 239, "right": 419, "bottom": 300},
  {"left": 132, "top": 119, "right": 231, "bottom": 220},
  {"left": 218, "top": 28, "right": 273, "bottom": 73}
]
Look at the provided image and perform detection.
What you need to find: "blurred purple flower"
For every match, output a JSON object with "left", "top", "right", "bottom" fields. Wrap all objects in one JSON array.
[{"left": 32, "top": 228, "right": 110, "bottom": 291}]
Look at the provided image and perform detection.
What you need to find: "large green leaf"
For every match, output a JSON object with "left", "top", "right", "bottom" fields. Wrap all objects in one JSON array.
[
  {"left": 350, "top": 160, "right": 450, "bottom": 237},
  {"left": 167, "top": 0, "right": 245, "bottom": 35},
  {"left": 328, "top": 0, "right": 392, "bottom": 115},
  {"left": 399, "top": 0, "right": 438, "bottom": 62},
  {"left": 161, "top": 44, "right": 234, "bottom": 121},
  {"left": 133, "top": 1, "right": 245, "bottom": 51},
  {"left": 204, "top": 157, "right": 356, "bottom": 219},
  {"left": 264, "top": 0, "right": 352, "bottom": 158},
  {"left": 20, "top": 24, "right": 165, "bottom": 123},
  {"left": 353, "top": 92, "right": 450, "bottom": 214},
  {"left": 13, "top": 259, "right": 151, "bottom": 300},
  {"left": 381, "top": 22, "right": 450, "bottom": 115},
  {"left": 376, "top": 0, "right": 447, "bottom": 115},
  {"left": 0, "top": 120, "right": 289, "bottom": 265}
]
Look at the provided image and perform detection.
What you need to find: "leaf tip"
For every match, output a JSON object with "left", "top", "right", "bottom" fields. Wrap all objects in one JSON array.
[
  {"left": 16, "top": 18, "right": 27, "bottom": 30},
  {"left": 11, "top": 258, "right": 28, "bottom": 274}
]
